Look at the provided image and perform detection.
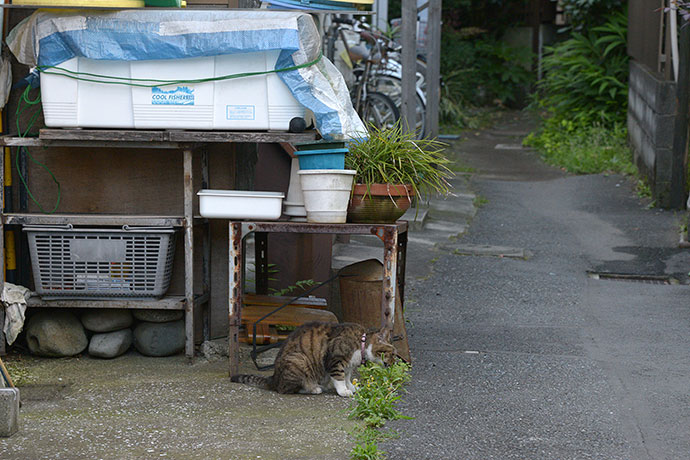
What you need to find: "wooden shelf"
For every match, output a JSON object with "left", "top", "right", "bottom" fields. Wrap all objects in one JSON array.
[
  {"left": 27, "top": 295, "right": 187, "bottom": 310},
  {"left": 27, "top": 292, "right": 209, "bottom": 310},
  {"left": 0, "top": 129, "right": 318, "bottom": 149}
]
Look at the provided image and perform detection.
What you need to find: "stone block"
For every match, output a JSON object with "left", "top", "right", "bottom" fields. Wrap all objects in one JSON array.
[
  {"left": 81, "top": 309, "right": 133, "bottom": 333},
  {"left": 88, "top": 329, "right": 133, "bottom": 359},
  {"left": 26, "top": 311, "right": 88, "bottom": 357},
  {"left": 0, "top": 388, "right": 20, "bottom": 437},
  {"left": 630, "top": 61, "right": 677, "bottom": 114},
  {"left": 133, "top": 320, "right": 185, "bottom": 357}
]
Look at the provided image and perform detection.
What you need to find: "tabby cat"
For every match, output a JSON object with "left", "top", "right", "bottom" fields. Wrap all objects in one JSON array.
[{"left": 231, "top": 321, "right": 396, "bottom": 397}]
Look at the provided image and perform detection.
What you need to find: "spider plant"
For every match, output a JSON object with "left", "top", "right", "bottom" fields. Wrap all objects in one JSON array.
[{"left": 345, "top": 122, "right": 454, "bottom": 200}]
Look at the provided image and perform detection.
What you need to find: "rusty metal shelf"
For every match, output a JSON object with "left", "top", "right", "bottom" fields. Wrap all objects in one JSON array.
[{"left": 227, "top": 220, "right": 409, "bottom": 375}]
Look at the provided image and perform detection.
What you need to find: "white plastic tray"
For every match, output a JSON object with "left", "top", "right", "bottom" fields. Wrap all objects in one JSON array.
[{"left": 197, "top": 190, "right": 284, "bottom": 220}]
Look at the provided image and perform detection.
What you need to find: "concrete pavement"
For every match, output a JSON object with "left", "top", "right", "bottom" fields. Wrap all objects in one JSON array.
[
  {"left": 3, "top": 110, "right": 690, "bottom": 459},
  {"left": 378, "top": 110, "right": 690, "bottom": 459}
]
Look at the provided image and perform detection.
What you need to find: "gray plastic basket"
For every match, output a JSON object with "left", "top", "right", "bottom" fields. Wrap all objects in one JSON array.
[{"left": 24, "top": 225, "right": 176, "bottom": 298}]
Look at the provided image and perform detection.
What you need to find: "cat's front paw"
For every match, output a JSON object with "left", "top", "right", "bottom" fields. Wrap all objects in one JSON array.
[{"left": 337, "top": 388, "right": 354, "bottom": 397}]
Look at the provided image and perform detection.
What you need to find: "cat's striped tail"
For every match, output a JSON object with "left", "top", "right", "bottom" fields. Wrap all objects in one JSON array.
[{"left": 230, "top": 374, "right": 272, "bottom": 390}]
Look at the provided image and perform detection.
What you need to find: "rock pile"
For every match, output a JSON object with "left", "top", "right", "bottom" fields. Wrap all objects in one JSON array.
[{"left": 24, "top": 308, "right": 185, "bottom": 359}]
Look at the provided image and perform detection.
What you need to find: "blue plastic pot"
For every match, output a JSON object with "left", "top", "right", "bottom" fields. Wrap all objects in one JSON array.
[{"left": 295, "top": 147, "right": 348, "bottom": 170}]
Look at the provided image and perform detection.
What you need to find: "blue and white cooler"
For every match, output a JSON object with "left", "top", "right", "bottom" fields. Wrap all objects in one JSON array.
[{"left": 7, "top": 10, "right": 366, "bottom": 139}]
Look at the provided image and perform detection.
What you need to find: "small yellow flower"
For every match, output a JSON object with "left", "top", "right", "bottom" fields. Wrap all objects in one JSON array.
[{"left": 352, "top": 379, "right": 359, "bottom": 386}]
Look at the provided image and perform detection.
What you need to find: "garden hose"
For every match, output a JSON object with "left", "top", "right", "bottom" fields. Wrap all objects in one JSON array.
[
  {"left": 15, "top": 85, "right": 61, "bottom": 215},
  {"left": 37, "top": 52, "right": 323, "bottom": 88}
]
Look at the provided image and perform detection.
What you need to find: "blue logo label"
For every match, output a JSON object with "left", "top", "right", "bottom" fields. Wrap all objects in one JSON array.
[
  {"left": 151, "top": 86, "right": 195, "bottom": 105},
  {"left": 226, "top": 105, "right": 255, "bottom": 121}
]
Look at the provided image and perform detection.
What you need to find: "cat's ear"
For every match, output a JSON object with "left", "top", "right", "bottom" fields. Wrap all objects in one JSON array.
[{"left": 378, "top": 327, "right": 392, "bottom": 343}]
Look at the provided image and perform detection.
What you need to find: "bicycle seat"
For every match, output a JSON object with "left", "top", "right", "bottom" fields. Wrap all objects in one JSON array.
[{"left": 348, "top": 45, "right": 369, "bottom": 63}]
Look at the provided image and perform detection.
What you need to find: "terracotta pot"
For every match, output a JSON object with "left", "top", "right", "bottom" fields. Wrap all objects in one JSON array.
[{"left": 347, "top": 183, "right": 415, "bottom": 223}]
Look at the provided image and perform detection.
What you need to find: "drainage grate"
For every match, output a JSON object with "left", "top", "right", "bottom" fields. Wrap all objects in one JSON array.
[{"left": 587, "top": 272, "right": 677, "bottom": 285}]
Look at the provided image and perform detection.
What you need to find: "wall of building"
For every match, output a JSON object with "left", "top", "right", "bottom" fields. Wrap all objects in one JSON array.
[{"left": 627, "top": 60, "right": 677, "bottom": 207}]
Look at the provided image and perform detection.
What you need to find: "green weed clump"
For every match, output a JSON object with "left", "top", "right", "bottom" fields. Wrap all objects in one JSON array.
[
  {"left": 524, "top": 119, "right": 636, "bottom": 175},
  {"left": 349, "top": 360, "right": 412, "bottom": 460},
  {"left": 350, "top": 360, "right": 411, "bottom": 428}
]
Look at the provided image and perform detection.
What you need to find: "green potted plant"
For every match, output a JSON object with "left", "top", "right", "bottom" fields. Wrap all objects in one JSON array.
[{"left": 345, "top": 122, "right": 454, "bottom": 223}]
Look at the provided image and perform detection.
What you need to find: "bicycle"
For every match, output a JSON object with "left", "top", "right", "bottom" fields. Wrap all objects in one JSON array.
[
  {"left": 325, "top": 17, "right": 400, "bottom": 130},
  {"left": 326, "top": 16, "right": 427, "bottom": 137}
]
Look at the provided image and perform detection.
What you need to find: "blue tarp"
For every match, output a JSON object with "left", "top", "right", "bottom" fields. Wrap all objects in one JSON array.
[{"left": 7, "top": 10, "right": 365, "bottom": 139}]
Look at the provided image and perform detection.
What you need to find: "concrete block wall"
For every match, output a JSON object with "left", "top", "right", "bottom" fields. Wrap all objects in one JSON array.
[{"left": 627, "top": 60, "right": 677, "bottom": 207}]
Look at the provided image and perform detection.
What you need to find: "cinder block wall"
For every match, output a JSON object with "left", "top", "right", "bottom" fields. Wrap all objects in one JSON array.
[{"left": 627, "top": 60, "right": 677, "bottom": 207}]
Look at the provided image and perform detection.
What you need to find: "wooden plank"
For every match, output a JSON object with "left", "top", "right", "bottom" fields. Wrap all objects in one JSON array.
[
  {"left": 0, "top": 137, "right": 42, "bottom": 147},
  {"left": 167, "top": 130, "right": 317, "bottom": 143},
  {"left": 401, "top": 0, "right": 418, "bottom": 134},
  {"left": 425, "top": 0, "right": 442, "bottom": 139},
  {"left": 3, "top": 213, "right": 185, "bottom": 227},
  {"left": 1, "top": 130, "right": 317, "bottom": 147},
  {"left": 27, "top": 295, "right": 186, "bottom": 310},
  {"left": 244, "top": 293, "right": 328, "bottom": 309},
  {"left": 40, "top": 129, "right": 168, "bottom": 142},
  {"left": 241, "top": 305, "right": 337, "bottom": 327}
]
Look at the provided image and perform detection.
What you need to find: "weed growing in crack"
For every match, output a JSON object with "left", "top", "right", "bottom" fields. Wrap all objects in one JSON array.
[{"left": 349, "top": 360, "right": 412, "bottom": 460}]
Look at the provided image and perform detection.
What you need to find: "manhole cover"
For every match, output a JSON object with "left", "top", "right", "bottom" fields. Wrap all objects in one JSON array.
[{"left": 587, "top": 272, "right": 678, "bottom": 285}]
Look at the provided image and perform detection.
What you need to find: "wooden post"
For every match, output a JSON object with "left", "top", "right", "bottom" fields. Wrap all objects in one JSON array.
[
  {"left": 670, "top": 18, "right": 690, "bottom": 208},
  {"left": 425, "top": 0, "right": 442, "bottom": 138},
  {"left": 401, "top": 0, "right": 417, "bottom": 133},
  {"left": 0, "top": 143, "right": 4, "bottom": 356},
  {"left": 530, "top": 0, "right": 541, "bottom": 73},
  {"left": 183, "top": 149, "right": 195, "bottom": 360},
  {"left": 201, "top": 148, "right": 211, "bottom": 343}
]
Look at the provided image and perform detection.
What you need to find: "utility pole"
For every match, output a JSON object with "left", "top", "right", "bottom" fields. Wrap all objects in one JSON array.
[{"left": 670, "top": 18, "right": 689, "bottom": 209}]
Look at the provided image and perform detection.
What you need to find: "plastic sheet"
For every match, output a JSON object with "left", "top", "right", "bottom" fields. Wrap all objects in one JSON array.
[{"left": 6, "top": 10, "right": 366, "bottom": 139}]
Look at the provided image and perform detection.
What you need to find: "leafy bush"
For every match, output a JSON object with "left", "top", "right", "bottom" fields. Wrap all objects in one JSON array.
[
  {"left": 534, "top": 9, "right": 628, "bottom": 127},
  {"left": 441, "top": 28, "right": 534, "bottom": 109}
]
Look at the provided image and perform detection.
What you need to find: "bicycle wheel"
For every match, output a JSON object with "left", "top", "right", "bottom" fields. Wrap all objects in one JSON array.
[
  {"left": 360, "top": 91, "right": 400, "bottom": 130},
  {"left": 371, "top": 74, "right": 426, "bottom": 138}
]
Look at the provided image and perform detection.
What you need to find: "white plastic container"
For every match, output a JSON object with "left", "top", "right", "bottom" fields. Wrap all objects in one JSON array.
[
  {"left": 284, "top": 158, "right": 307, "bottom": 221},
  {"left": 298, "top": 169, "right": 356, "bottom": 223},
  {"left": 40, "top": 51, "right": 306, "bottom": 130},
  {"left": 197, "top": 190, "right": 284, "bottom": 220}
]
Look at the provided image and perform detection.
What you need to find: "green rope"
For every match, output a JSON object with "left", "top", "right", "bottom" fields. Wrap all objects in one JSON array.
[
  {"left": 37, "top": 52, "right": 323, "bottom": 88},
  {"left": 15, "top": 86, "right": 61, "bottom": 215}
]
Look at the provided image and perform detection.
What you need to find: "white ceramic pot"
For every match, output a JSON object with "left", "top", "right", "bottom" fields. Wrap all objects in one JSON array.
[{"left": 298, "top": 169, "right": 356, "bottom": 223}]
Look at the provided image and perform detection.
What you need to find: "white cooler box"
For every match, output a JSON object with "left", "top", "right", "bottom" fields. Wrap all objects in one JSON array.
[{"left": 40, "top": 50, "right": 307, "bottom": 130}]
